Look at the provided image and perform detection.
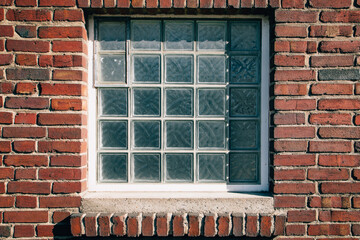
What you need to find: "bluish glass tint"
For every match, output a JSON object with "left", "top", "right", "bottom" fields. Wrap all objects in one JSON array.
[
  {"left": 165, "top": 55, "right": 194, "bottom": 83},
  {"left": 198, "top": 88, "right": 225, "bottom": 116},
  {"left": 131, "top": 20, "right": 161, "bottom": 50},
  {"left": 99, "top": 88, "right": 127, "bottom": 116},
  {"left": 230, "top": 56, "right": 259, "bottom": 83},
  {"left": 197, "top": 121, "right": 226, "bottom": 149},
  {"left": 197, "top": 22, "right": 226, "bottom": 50},
  {"left": 229, "top": 120, "right": 259, "bottom": 150},
  {"left": 230, "top": 21, "right": 260, "bottom": 51},
  {"left": 166, "top": 121, "right": 193, "bottom": 149},
  {"left": 198, "top": 55, "right": 226, "bottom": 83},
  {"left": 229, "top": 153, "right": 258, "bottom": 182},
  {"left": 100, "top": 121, "right": 127, "bottom": 149},
  {"left": 165, "top": 154, "right": 193, "bottom": 182},
  {"left": 165, "top": 21, "right": 194, "bottom": 50},
  {"left": 133, "top": 154, "right": 161, "bottom": 182},
  {"left": 166, "top": 88, "right": 193, "bottom": 116},
  {"left": 133, "top": 121, "right": 161, "bottom": 149},
  {"left": 100, "top": 153, "right": 127, "bottom": 182},
  {"left": 132, "top": 55, "right": 161, "bottom": 83},
  {"left": 198, "top": 154, "right": 226, "bottom": 182},
  {"left": 98, "top": 21, "right": 126, "bottom": 51},
  {"left": 133, "top": 88, "right": 161, "bottom": 116},
  {"left": 100, "top": 55, "right": 126, "bottom": 83},
  {"left": 229, "top": 87, "right": 259, "bottom": 117}
]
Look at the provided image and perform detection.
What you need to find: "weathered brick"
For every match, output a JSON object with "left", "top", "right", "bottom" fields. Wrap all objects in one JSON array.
[
  {"left": 39, "top": 0, "right": 76, "bottom": 6},
  {"left": 204, "top": 214, "right": 216, "bottom": 237},
  {"left": 14, "top": 225, "right": 35, "bottom": 238},
  {"left": 319, "top": 155, "right": 360, "bottom": 167},
  {"left": 53, "top": 70, "right": 86, "bottom": 81},
  {"left": 321, "top": 10, "right": 360, "bottom": 23},
  {"left": 15, "top": 82, "right": 37, "bottom": 95},
  {"left": 85, "top": 213, "right": 97, "bottom": 237},
  {"left": 51, "top": 99, "right": 85, "bottom": 111},
  {"left": 6, "top": 68, "right": 50, "bottom": 80},
  {"left": 15, "top": 168, "right": 36, "bottom": 180},
  {"left": 70, "top": 213, "right": 84, "bottom": 236},
  {"left": 38, "top": 27, "right": 86, "bottom": 39},
  {"left": 246, "top": 215, "right": 258, "bottom": 237},
  {"left": 311, "top": 84, "right": 353, "bottom": 95},
  {"left": 274, "top": 99, "right": 316, "bottom": 110},
  {"left": 275, "top": 25, "right": 307, "bottom": 37},
  {"left": 16, "top": 196, "right": 36, "bottom": 208},
  {"left": 142, "top": 214, "right": 155, "bottom": 236},
  {"left": 7, "top": 182, "right": 51, "bottom": 194},
  {"left": 276, "top": 10, "right": 318, "bottom": 23},
  {"left": 6, "top": 9, "right": 51, "bottom": 21},
  {"left": 274, "top": 169, "right": 306, "bottom": 180},
  {"left": 274, "top": 183, "right": 315, "bottom": 194},
  {"left": 274, "top": 196, "right": 306, "bottom": 208},
  {"left": 38, "top": 141, "right": 86, "bottom": 153},
  {"left": 98, "top": 213, "right": 111, "bottom": 237},
  {"left": 274, "top": 127, "right": 315, "bottom": 139},
  {"left": 320, "top": 41, "right": 360, "bottom": 53},
  {"left": 3, "top": 126, "right": 46, "bottom": 138},
  {"left": 39, "top": 168, "right": 84, "bottom": 180},
  {"left": 274, "top": 55, "right": 305, "bottom": 66},
  {"left": 274, "top": 84, "right": 307, "bottom": 96},
  {"left": 15, "top": 25, "right": 36, "bottom": 38},
  {"left": 0, "top": 25, "right": 13, "bottom": 37},
  {"left": 318, "top": 99, "right": 360, "bottom": 110},
  {"left": 308, "top": 224, "right": 350, "bottom": 236},
  {"left": 274, "top": 70, "right": 316, "bottom": 81},
  {"left": 273, "top": 113, "right": 305, "bottom": 125},
  {"left": 311, "top": 56, "right": 354, "bottom": 67},
  {"left": 5, "top": 97, "right": 49, "bottom": 109},
  {"left": 13, "top": 140, "right": 35, "bottom": 153},
  {"left": 40, "top": 83, "right": 85, "bottom": 96},
  {"left": 39, "top": 196, "right": 81, "bottom": 208},
  {"left": 16, "top": 54, "right": 37, "bottom": 66},
  {"left": 310, "top": 25, "right": 353, "bottom": 37},
  {"left": 54, "top": 9, "right": 84, "bottom": 22},
  {"left": 0, "top": 112, "right": 12, "bottom": 124},
  {"left": 15, "top": 112, "right": 36, "bottom": 124},
  {"left": 112, "top": 213, "right": 127, "bottom": 236},
  {"left": 274, "top": 154, "right": 316, "bottom": 166},
  {"left": 38, "top": 113, "right": 85, "bottom": 125},
  {"left": 4, "top": 155, "right": 48, "bottom": 167}
]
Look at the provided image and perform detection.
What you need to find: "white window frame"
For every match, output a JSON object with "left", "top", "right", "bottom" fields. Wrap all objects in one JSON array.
[{"left": 87, "top": 15, "right": 270, "bottom": 192}]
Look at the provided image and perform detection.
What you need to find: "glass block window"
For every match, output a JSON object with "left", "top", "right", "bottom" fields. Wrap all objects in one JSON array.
[{"left": 93, "top": 18, "right": 266, "bottom": 189}]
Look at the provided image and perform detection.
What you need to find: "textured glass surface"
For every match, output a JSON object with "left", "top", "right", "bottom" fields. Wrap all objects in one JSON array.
[
  {"left": 230, "top": 56, "right": 259, "bottom": 83},
  {"left": 197, "top": 22, "right": 226, "bottom": 50},
  {"left": 133, "top": 121, "right": 160, "bottom": 149},
  {"left": 99, "top": 88, "right": 127, "bottom": 116},
  {"left": 231, "top": 22, "right": 260, "bottom": 51},
  {"left": 133, "top": 55, "right": 161, "bottom": 83},
  {"left": 198, "top": 89, "right": 225, "bottom": 116},
  {"left": 133, "top": 88, "right": 160, "bottom": 116},
  {"left": 198, "top": 121, "right": 225, "bottom": 149},
  {"left": 133, "top": 154, "right": 161, "bottom": 182},
  {"left": 165, "top": 55, "right": 193, "bottom": 83},
  {"left": 100, "top": 153, "right": 127, "bottom": 182},
  {"left": 165, "top": 154, "right": 193, "bottom": 182},
  {"left": 230, "top": 88, "right": 259, "bottom": 117},
  {"left": 166, "top": 121, "right": 193, "bottom": 149},
  {"left": 100, "top": 121, "right": 127, "bottom": 149},
  {"left": 100, "top": 55, "right": 126, "bottom": 83},
  {"left": 131, "top": 21, "right": 161, "bottom": 50},
  {"left": 165, "top": 21, "right": 194, "bottom": 50},
  {"left": 198, "top": 154, "right": 225, "bottom": 182},
  {"left": 166, "top": 88, "right": 193, "bottom": 116},
  {"left": 98, "top": 22, "right": 126, "bottom": 51},
  {"left": 229, "top": 120, "right": 258, "bottom": 150},
  {"left": 198, "top": 56, "right": 226, "bottom": 83},
  {"left": 229, "top": 153, "right": 258, "bottom": 182}
]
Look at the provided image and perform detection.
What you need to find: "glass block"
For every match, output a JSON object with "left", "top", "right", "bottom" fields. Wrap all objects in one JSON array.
[
  {"left": 166, "top": 121, "right": 193, "bottom": 149},
  {"left": 231, "top": 22, "right": 260, "bottom": 51},
  {"left": 99, "top": 88, "right": 127, "bottom": 116},
  {"left": 98, "top": 21, "right": 126, "bottom": 51},
  {"left": 133, "top": 121, "right": 160, "bottom": 149},
  {"left": 165, "top": 55, "right": 194, "bottom": 83},
  {"left": 230, "top": 56, "right": 259, "bottom": 83},
  {"left": 165, "top": 154, "right": 193, "bottom": 182},
  {"left": 229, "top": 88, "right": 259, "bottom": 117},
  {"left": 133, "top": 154, "right": 161, "bottom": 182},
  {"left": 229, "top": 120, "right": 258, "bottom": 150},
  {"left": 132, "top": 55, "right": 161, "bottom": 83},
  {"left": 198, "top": 56, "right": 226, "bottom": 83},
  {"left": 165, "top": 21, "right": 194, "bottom": 50},
  {"left": 99, "top": 153, "right": 127, "bottom": 182},
  {"left": 131, "top": 20, "right": 161, "bottom": 50},
  {"left": 133, "top": 88, "right": 160, "bottom": 116},
  {"left": 100, "top": 121, "right": 127, "bottom": 149},
  {"left": 197, "top": 22, "right": 226, "bottom": 50},
  {"left": 198, "top": 154, "right": 225, "bottom": 182},
  {"left": 229, "top": 153, "right": 258, "bottom": 182},
  {"left": 166, "top": 88, "right": 193, "bottom": 116},
  {"left": 197, "top": 121, "right": 225, "bottom": 149},
  {"left": 198, "top": 88, "right": 225, "bottom": 116},
  {"left": 99, "top": 55, "right": 126, "bottom": 83}
]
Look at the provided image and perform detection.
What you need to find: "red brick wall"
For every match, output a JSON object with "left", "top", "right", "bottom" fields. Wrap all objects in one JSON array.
[{"left": 0, "top": 0, "right": 359, "bottom": 238}]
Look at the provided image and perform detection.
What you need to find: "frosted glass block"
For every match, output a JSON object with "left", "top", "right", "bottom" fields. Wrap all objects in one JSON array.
[
  {"left": 100, "top": 153, "right": 127, "bottom": 182},
  {"left": 198, "top": 56, "right": 226, "bottom": 83},
  {"left": 131, "top": 20, "right": 161, "bottom": 50},
  {"left": 230, "top": 56, "right": 259, "bottom": 83},
  {"left": 229, "top": 153, "right": 258, "bottom": 182},
  {"left": 166, "top": 88, "right": 193, "bottom": 116},
  {"left": 100, "top": 55, "right": 126, "bottom": 83},
  {"left": 133, "top": 154, "right": 161, "bottom": 182},
  {"left": 165, "top": 21, "right": 194, "bottom": 50},
  {"left": 133, "top": 88, "right": 160, "bottom": 116},
  {"left": 133, "top": 121, "right": 160, "bottom": 149},
  {"left": 100, "top": 121, "right": 127, "bottom": 149},
  {"left": 198, "top": 154, "right": 225, "bottom": 182},
  {"left": 165, "top": 154, "right": 193, "bottom": 182},
  {"left": 229, "top": 120, "right": 258, "bottom": 150},
  {"left": 133, "top": 55, "right": 160, "bottom": 83},
  {"left": 229, "top": 88, "right": 259, "bottom": 117},
  {"left": 99, "top": 88, "right": 127, "bottom": 116},
  {"left": 165, "top": 55, "right": 194, "bottom": 83},
  {"left": 197, "top": 121, "right": 225, "bottom": 149},
  {"left": 197, "top": 22, "right": 226, "bottom": 50},
  {"left": 231, "top": 22, "right": 260, "bottom": 51},
  {"left": 166, "top": 121, "right": 193, "bottom": 149},
  {"left": 198, "top": 88, "right": 225, "bottom": 116},
  {"left": 98, "top": 21, "right": 126, "bottom": 51}
]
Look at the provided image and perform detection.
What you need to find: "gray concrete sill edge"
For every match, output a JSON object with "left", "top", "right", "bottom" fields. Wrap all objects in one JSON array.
[{"left": 80, "top": 191, "right": 274, "bottom": 214}]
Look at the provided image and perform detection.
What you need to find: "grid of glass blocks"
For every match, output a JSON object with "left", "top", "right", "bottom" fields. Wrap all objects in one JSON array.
[{"left": 96, "top": 18, "right": 262, "bottom": 184}]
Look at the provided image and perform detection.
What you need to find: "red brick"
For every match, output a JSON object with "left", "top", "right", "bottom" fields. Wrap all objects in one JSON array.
[
  {"left": 275, "top": 70, "right": 316, "bottom": 81},
  {"left": 104, "top": 0, "right": 116, "bottom": 7},
  {"left": 274, "top": 99, "right": 316, "bottom": 110},
  {"left": 13, "top": 140, "right": 35, "bottom": 153},
  {"left": 288, "top": 210, "right": 316, "bottom": 223},
  {"left": 310, "top": 113, "right": 351, "bottom": 125},
  {"left": 16, "top": 196, "right": 36, "bottom": 208},
  {"left": 254, "top": 0, "right": 266, "bottom": 7},
  {"left": 0, "top": 8, "right": 3, "bottom": 20},
  {"left": 38, "top": 27, "right": 86, "bottom": 39},
  {"left": 0, "top": 196, "right": 14, "bottom": 208},
  {"left": 15, "top": 25, "right": 36, "bottom": 38},
  {"left": 274, "top": 215, "right": 286, "bottom": 236},
  {"left": 273, "top": 113, "right": 305, "bottom": 125},
  {"left": 71, "top": 213, "right": 84, "bottom": 237},
  {"left": 204, "top": 215, "right": 216, "bottom": 237},
  {"left": 188, "top": 214, "right": 201, "bottom": 236},
  {"left": 53, "top": 40, "right": 87, "bottom": 52},
  {"left": 6, "top": 68, "right": 50, "bottom": 80},
  {"left": 274, "top": 140, "right": 307, "bottom": 152},
  {"left": 0, "top": 167, "right": 13, "bottom": 179},
  {"left": 51, "top": 99, "right": 85, "bottom": 111},
  {"left": 311, "top": 56, "right": 354, "bottom": 67},
  {"left": 274, "top": 169, "right": 306, "bottom": 180},
  {"left": 286, "top": 224, "right": 306, "bottom": 235},
  {"left": 15, "top": 168, "right": 36, "bottom": 180},
  {"left": 15, "top": 82, "right": 37, "bottom": 95},
  {"left": 240, "top": 0, "right": 252, "bottom": 8},
  {"left": 39, "top": 196, "right": 81, "bottom": 208},
  {"left": 8, "top": 182, "right": 51, "bottom": 194},
  {"left": 4, "top": 155, "right": 48, "bottom": 167},
  {"left": 14, "top": 112, "right": 36, "bottom": 124},
  {"left": 77, "top": 0, "right": 90, "bottom": 7},
  {"left": 311, "top": 84, "right": 353, "bottom": 95},
  {"left": 310, "top": 0, "right": 351, "bottom": 8},
  {"left": 274, "top": 183, "right": 315, "bottom": 194},
  {"left": 112, "top": 213, "right": 127, "bottom": 236},
  {"left": 38, "top": 55, "right": 53, "bottom": 67},
  {"left": 16, "top": 54, "right": 36, "bottom": 66},
  {"left": 308, "top": 224, "right": 350, "bottom": 236},
  {"left": 310, "top": 141, "right": 352, "bottom": 153},
  {"left": 274, "top": 55, "right": 305, "bottom": 67},
  {"left": 157, "top": 214, "right": 170, "bottom": 236},
  {"left": 37, "top": 225, "right": 59, "bottom": 237},
  {"left": 99, "top": 213, "right": 111, "bottom": 237},
  {"left": 0, "top": 25, "right": 13, "bottom": 37},
  {"left": 40, "top": 83, "right": 85, "bottom": 96},
  {"left": 310, "top": 25, "right": 353, "bottom": 37},
  {"left": 200, "top": 0, "right": 212, "bottom": 8},
  {"left": 127, "top": 214, "right": 140, "bottom": 237},
  {"left": 172, "top": 215, "right": 186, "bottom": 236},
  {"left": 159, "top": 0, "right": 171, "bottom": 7},
  {"left": 15, "top": 0, "right": 36, "bottom": 6},
  {"left": 0, "top": 225, "right": 10, "bottom": 238},
  {"left": 275, "top": 25, "right": 307, "bottom": 37},
  {"left": 53, "top": 69, "right": 86, "bottom": 81},
  {"left": 0, "top": 82, "right": 14, "bottom": 93},
  {"left": 39, "top": 0, "right": 75, "bottom": 6},
  {"left": 357, "top": 84, "right": 360, "bottom": 95},
  {"left": 218, "top": 215, "right": 230, "bottom": 236},
  {"left": 274, "top": 154, "right": 316, "bottom": 166},
  {"left": 142, "top": 214, "right": 155, "bottom": 236},
  {"left": 0, "top": 112, "right": 12, "bottom": 124},
  {"left": 53, "top": 211, "right": 71, "bottom": 223},
  {"left": 131, "top": 0, "right": 144, "bottom": 7},
  {"left": 52, "top": 181, "right": 86, "bottom": 193},
  {"left": 321, "top": 10, "right": 360, "bottom": 23},
  {"left": 50, "top": 155, "right": 86, "bottom": 167},
  {"left": 282, "top": 0, "right": 303, "bottom": 8},
  {"left": 85, "top": 213, "right": 97, "bottom": 237},
  {"left": 91, "top": 0, "right": 102, "bottom": 7},
  {"left": 39, "top": 168, "right": 83, "bottom": 180},
  {"left": 274, "top": 127, "right": 315, "bottom": 139},
  {"left": 48, "top": 127, "right": 86, "bottom": 140},
  {"left": 0, "top": 54, "right": 12, "bottom": 66},
  {"left": 274, "top": 84, "right": 307, "bottom": 96},
  {"left": 213, "top": 0, "right": 224, "bottom": 8},
  {"left": 331, "top": 211, "right": 360, "bottom": 222},
  {"left": 14, "top": 225, "right": 35, "bottom": 238},
  {"left": 186, "top": 0, "right": 198, "bottom": 7},
  {"left": 232, "top": 214, "right": 244, "bottom": 236},
  {"left": 54, "top": 9, "right": 84, "bottom": 22},
  {"left": 308, "top": 168, "right": 349, "bottom": 181},
  {"left": 321, "top": 182, "right": 360, "bottom": 194},
  {"left": 274, "top": 196, "right": 306, "bottom": 208},
  {"left": 0, "top": 141, "right": 11, "bottom": 153},
  {"left": 3, "top": 126, "right": 46, "bottom": 138},
  {"left": 353, "top": 224, "right": 360, "bottom": 235},
  {"left": 246, "top": 215, "right": 258, "bottom": 237},
  {"left": 320, "top": 41, "right": 360, "bottom": 53},
  {"left": 276, "top": 10, "right": 318, "bottom": 23},
  {"left": 319, "top": 127, "right": 360, "bottom": 139},
  {"left": 38, "top": 113, "right": 84, "bottom": 125},
  {"left": 4, "top": 211, "right": 48, "bottom": 223},
  {"left": 6, "top": 9, "right": 51, "bottom": 21},
  {"left": 0, "top": 0, "right": 12, "bottom": 5},
  {"left": 319, "top": 155, "right": 360, "bottom": 167},
  {"left": 117, "top": 0, "right": 130, "bottom": 7},
  {"left": 260, "top": 215, "right": 271, "bottom": 237},
  {"left": 274, "top": 41, "right": 290, "bottom": 52},
  {"left": 146, "top": 0, "right": 158, "bottom": 7},
  {"left": 38, "top": 141, "right": 86, "bottom": 153},
  {"left": 319, "top": 99, "right": 360, "bottom": 110}
]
